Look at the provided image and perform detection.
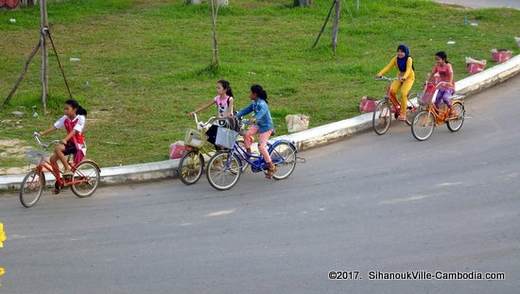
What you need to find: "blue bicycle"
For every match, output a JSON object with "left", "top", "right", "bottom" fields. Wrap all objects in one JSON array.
[{"left": 206, "top": 121, "right": 298, "bottom": 191}]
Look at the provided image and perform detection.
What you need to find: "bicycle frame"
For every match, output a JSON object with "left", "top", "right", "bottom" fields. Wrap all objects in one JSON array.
[
  {"left": 31, "top": 135, "right": 88, "bottom": 188},
  {"left": 227, "top": 140, "right": 291, "bottom": 173}
]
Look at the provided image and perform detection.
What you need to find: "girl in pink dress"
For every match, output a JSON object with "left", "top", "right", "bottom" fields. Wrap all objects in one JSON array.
[{"left": 430, "top": 51, "right": 455, "bottom": 110}]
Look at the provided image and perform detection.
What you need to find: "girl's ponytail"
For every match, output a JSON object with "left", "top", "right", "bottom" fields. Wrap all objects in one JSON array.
[
  {"left": 435, "top": 51, "right": 449, "bottom": 64},
  {"left": 77, "top": 105, "right": 88, "bottom": 116},
  {"left": 251, "top": 84, "right": 268, "bottom": 103},
  {"left": 65, "top": 99, "right": 88, "bottom": 117},
  {"left": 217, "top": 79, "right": 234, "bottom": 98}
]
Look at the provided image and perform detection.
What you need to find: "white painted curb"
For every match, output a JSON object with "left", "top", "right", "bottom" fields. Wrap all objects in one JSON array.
[{"left": 1, "top": 55, "right": 520, "bottom": 191}]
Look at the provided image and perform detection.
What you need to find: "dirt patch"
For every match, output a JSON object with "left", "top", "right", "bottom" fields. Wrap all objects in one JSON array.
[{"left": 0, "top": 139, "right": 31, "bottom": 175}]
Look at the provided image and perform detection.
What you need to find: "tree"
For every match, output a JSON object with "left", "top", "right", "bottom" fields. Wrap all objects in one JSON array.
[
  {"left": 210, "top": 0, "right": 220, "bottom": 68},
  {"left": 294, "top": 0, "right": 312, "bottom": 7}
]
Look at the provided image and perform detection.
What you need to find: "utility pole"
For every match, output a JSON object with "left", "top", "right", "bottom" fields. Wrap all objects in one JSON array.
[{"left": 39, "top": 0, "right": 49, "bottom": 112}]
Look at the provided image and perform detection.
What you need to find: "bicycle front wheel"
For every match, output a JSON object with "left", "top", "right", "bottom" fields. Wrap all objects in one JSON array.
[
  {"left": 447, "top": 102, "right": 465, "bottom": 132},
  {"left": 373, "top": 100, "right": 392, "bottom": 135},
  {"left": 71, "top": 160, "right": 100, "bottom": 198},
  {"left": 178, "top": 150, "right": 204, "bottom": 185},
  {"left": 412, "top": 110, "right": 435, "bottom": 141},
  {"left": 269, "top": 142, "right": 297, "bottom": 180},
  {"left": 20, "top": 170, "right": 45, "bottom": 208},
  {"left": 206, "top": 151, "right": 241, "bottom": 191}
]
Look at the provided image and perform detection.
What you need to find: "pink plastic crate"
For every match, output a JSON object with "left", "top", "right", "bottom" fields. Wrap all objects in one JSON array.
[
  {"left": 359, "top": 96, "right": 378, "bottom": 113},
  {"left": 491, "top": 50, "right": 512, "bottom": 63},
  {"left": 169, "top": 142, "right": 190, "bottom": 159},
  {"left": 466, "top": 63, "right": 486, "bottom": 75}
]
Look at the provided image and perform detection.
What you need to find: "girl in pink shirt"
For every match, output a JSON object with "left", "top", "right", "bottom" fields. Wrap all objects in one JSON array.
[
  {"left": 430, "top": 51, "right": 455, "bottom": 109},
  {"left": 190, "top": 80, "right": 234, "bottom": 118}
]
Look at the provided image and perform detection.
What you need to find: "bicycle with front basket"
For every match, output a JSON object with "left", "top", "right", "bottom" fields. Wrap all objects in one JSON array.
[
  {"left": 411, "top": 81, "right": 465, "bottom": 141},
  {"left": 178, "top": 113, "right": 247, "bottom": 185},
  {"left": 205, "top": 118, "right": 298, "bottom": 191},
  {"left": 19, "top": 133, "right": 100, "bottom": 208},
  {"left": 372, "top": 76, "right": 419, "bottom": 135}
]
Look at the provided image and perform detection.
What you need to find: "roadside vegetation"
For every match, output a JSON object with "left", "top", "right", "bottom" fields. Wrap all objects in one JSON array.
[{"left": 1, "top": 0, "right": 518, "bottom": 171}]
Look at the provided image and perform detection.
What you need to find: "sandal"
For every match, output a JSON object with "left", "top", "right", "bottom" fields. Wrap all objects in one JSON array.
[
  {"left": 265, "top": 162, "right": 277, "bottom": 179},
  {"left": 397, "top": 114, "right": 407, "bottom": 121}
]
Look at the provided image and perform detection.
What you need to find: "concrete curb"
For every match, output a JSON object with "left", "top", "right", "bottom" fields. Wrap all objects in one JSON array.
[{"left": 1, "top": 55, "right": 520, "bottom": 191}]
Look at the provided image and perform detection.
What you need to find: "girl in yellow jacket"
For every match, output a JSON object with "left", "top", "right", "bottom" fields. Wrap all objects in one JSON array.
[{"left": 377, "top": 44, "right": 415, "bottom": 121}]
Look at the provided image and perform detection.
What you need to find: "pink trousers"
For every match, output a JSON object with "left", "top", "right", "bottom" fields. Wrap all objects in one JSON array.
[{"left": 244, "top": 126, "right": 273, "bottom": 163}]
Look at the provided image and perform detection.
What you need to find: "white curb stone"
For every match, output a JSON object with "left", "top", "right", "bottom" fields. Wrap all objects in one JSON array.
[{"left": 1, "top": 55, "right": 520, "bottom": 191}]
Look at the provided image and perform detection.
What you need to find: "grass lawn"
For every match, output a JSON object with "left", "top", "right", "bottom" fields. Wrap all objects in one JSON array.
[{"left": 0, "top": 0, "right": 518, "bottom": 172}]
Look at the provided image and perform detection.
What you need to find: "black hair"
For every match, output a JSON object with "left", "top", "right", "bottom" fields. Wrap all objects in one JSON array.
[
  {"left": 65, "top": 99, "right": 87, "bottom": 117},
  {"left": 435, "top": 51, "right": 449, "bottom": 64},
  {"left": 217, "top": 80, "right": 234, "bottom": 98},
  {"left": 250, "top": 84, "right": 268, "bottom": 103}
]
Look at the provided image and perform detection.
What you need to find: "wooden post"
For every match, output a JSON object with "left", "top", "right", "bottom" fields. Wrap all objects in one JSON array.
[
  {"left": 210, "top": 0, "right": 219, "bottom": 68},
  {"left": 331, "top": 0, "right": 340, "bottom": 54},
  {"left": 39, "top": 0, "right": 49, "bottom": 112},
  {"left": 311, "top": 0, "right": 335, "bottom": 48}
]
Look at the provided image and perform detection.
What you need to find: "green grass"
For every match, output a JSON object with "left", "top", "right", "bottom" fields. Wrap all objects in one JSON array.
[{"left": 0, "top": 0, "right": 519, "bottom": 171}]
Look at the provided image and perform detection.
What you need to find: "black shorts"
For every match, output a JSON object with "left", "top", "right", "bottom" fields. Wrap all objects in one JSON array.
[{"left": 62, "top": 142, "right": 77, "bottom": 156}]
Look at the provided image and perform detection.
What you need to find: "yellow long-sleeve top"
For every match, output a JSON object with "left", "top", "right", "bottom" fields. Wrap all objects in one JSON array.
[{"left": 377, "top": 56, "right": 415, "bottom": 80}]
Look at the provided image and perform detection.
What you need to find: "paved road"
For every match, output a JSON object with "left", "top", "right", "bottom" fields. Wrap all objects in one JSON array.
[
  {"left": 1, "top": 76, "right": 519, "bottom": 293},
  {"left": 436, "top": 0, "right": 520, "bottom": 9}
]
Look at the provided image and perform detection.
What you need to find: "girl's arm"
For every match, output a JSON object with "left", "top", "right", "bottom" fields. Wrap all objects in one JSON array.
[
  {"left": 237, "top": 103, "right": 253, "bottom": 118},
  {"left": 190, "top": 100, "right": 214, "bottom": 116},
  {"left": 61, "top": 130, "right": 76, "bottom": 144},
  {"left": 377, "top": 57, "right": 396, "bottom": 77},
  {"left": 39, "top": 126, "right": 56, "bottom": 136},
  {"left": 428, "top": 66, "right": 437, "bottom": 82},
  {"left": 227, "top": 98, "right": 234, "bottom": 117},
  {"left": 402, "top": 57, "right": 413, "bottom": 80}
]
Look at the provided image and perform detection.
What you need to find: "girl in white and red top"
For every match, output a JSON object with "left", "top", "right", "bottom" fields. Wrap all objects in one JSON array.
[
  {"left": 430, "top": 51, "right": 455, "bottom": 110},
  {"left": 38, "top": 99, "right": 87, "bottom": 179},
  {"left": 189, "top": 80, "right": 234, "bottom": 118}
]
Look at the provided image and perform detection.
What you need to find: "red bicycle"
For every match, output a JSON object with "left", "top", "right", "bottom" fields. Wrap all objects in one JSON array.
[{"left": 19, "top": 134, "right": 101, "bottom": 208}]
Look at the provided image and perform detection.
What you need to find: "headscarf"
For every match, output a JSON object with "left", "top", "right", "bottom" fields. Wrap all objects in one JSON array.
[{"left": 396, "top": 44, "right": 410, "bottom": 72}]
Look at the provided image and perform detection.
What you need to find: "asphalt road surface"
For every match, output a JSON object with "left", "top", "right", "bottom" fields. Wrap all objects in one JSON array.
[
  {"left": 1, "top": 75, "right": 520, "bottom": 293},
  {"left": 436, "top": 0, "right": 520, "bottom": 8}
]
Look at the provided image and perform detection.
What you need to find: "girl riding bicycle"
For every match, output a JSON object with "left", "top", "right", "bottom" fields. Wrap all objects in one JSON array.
[
  {"left": 429, "top": 51, "right": 455, "bottom": 112},
  {"left": 37, "top": 99, "right": 87, "bottom": 180},
  {"left": 236, "top": 84, "right": 276, "bottom": 179},
  {"left": 190, "top": 80, "right": 234, "bottom": 119},
  {"left": 376, "top": 44, "right": 416, "bottom": 121}
]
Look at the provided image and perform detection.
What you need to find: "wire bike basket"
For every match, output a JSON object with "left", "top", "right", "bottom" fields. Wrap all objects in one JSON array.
[{"left": 215, "top": 127, "right": 239, "bottom": 149}]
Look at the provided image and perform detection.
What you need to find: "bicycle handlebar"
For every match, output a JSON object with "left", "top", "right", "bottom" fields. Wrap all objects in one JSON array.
[
  {"left": 191, "top": 113, "right": 217, "bottom": 130},
  {"left": 33, "top": 133, "right": 60, "bottom": 149},
  {"left": 375, "top": 76, "right": 399, "bottom": 82}
]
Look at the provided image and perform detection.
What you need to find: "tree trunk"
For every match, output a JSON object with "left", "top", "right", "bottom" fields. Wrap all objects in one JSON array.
[
  {"left": 294, "top": 0, "right": 312, "bottom": 7},
  {"left": 210, "top": 0, "right": 219, "bottom": 68},
  {"left": 331, "top": 0, "right": 340, "bottom": 54},
  {"left": 40, "top": 0, "right": 48, "bottom": 112}
]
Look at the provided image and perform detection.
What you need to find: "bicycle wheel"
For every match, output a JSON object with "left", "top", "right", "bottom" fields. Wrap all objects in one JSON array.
[
  {"left": 405, "top": 100, "right": 417, "bottom": 126},
  {"left": 447, "top": 102, "right": 465, "bottom": 132},
  {"left": 178, "top": 150, "right": 204, "bottom": 185},
  {"left": 71, "top": 160, "right": 100, "bottom": 198},
  {"left": 206, "top": 151, "right": 241, "bottom": 191},
  {"left": 269, "top": 142, "right": 297, "bottom": 180},
  {"left": 411, "top": 110, "right": 435, "bottom": 141},
  {"left": 373, "top": 100, "right": 392, "bottom": 135},
  {"left": 20, "top": 170, "right": 45, "bottom": 208}
]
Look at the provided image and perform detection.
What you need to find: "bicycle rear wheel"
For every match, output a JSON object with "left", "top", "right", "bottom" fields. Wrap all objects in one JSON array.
[
  {"left": 412, "top": 110, "right": 435, "bottom": 141},
  {"left": 20, "top": 170, "right": 45, "bottom": 208},
  {"left": 405, "top": 99, "right": 418, "bottom": 126},
  {"left": 178, "top": 150, "right": 204, "bottom": 185},
  {"left": 269, "top": 142, "right": 297, "bottom": 180},
  {"left": 373, "top": 100, "right": 392, "bottom": 135},
  {"left": 71, "top": 160, "right": 100, "bottom": 198},
  {"left": 206, "top": 151, "right": 241, "bottom": 191},
  {"left": 447, "top": 102, "right": 465, "bottom": 132}
]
